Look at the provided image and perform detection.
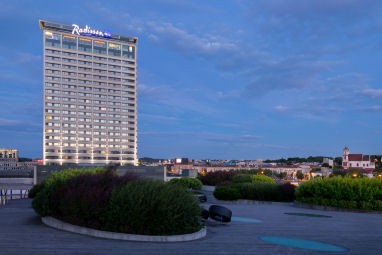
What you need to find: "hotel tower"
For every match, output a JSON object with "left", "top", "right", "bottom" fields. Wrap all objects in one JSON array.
[{"left": 40, "top": 20, "right": 138, "bottom": 166}]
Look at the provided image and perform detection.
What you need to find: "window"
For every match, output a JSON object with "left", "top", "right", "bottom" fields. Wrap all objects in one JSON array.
[
  {"left": 62, "top": 35, "right": 77, "bottom": 50},
  {"left": 108, "top": 42, "right": 121, "bottom": 56},
  {"left": 94, "top": 40, "right": 107, "bottom": 55},
  {"left": 45, "top": 31, "right": 61, "bottom": 48},
  {"left": 122, "top": 45, "right": 135, "bottom": 59},
  {"left": 78, "top": 37, "right": 92, "bottom": 52}
]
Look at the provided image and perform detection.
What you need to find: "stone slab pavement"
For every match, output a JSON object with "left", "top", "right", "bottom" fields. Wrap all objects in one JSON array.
[{"left": 0, "top": 196, "right": 381, "bottom": 255}]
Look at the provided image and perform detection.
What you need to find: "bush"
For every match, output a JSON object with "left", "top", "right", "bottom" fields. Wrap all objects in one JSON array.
[
  {"left": 168, "top": 177, "right": 202, "bottom": 190},
  {"left": 214, "top": 182, "right": 295, "bottom": 202},
  {"left": 295, "top": 177, "right": 382, "bottom": 211},
  {"left": 28, "top": 182, "right": 45, "bottom": 199},
  {"left": 53, "top": 171, "right": 137, "bottom": 229},
  {"left": 278, "top": 182, "right": 296, "bottom": 202},
  {"left": 237, "top": 183, "right": 281, "bottom": 201},
  {"left": 232, "top": 174, "right": 252, "bottom": 183},
  {"left": 213, "top": 185, "right": 241, "bottom": 200},
  {"left": 104, "top": 180, "right": 202, "bottom": 235},
  {"left": 198, "top": 170, "right": 236, "bottom": 186},
  {"left": 251, "top": 175, "right": 275, "bottom": 183},
  {"left": 32, "top": 167, "right": 105, "bottom": 216}
]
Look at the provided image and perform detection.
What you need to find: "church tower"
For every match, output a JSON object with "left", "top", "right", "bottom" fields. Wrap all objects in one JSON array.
[{"left": 342, "top": 147, "right": 349, "bottom": 169}]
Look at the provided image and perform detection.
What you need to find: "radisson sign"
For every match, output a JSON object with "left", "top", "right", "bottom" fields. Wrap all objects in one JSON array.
[{"left": 72, "top": 24, "right": 111, "bottom": 38}]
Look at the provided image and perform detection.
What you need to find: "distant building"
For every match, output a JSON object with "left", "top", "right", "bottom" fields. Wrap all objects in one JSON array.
[
  {"left": 0, "top": 149, "right": 18, "bottom": 162},
  {"left": 0, "top": 148, "right": 38, "bottom": 171},
  {"left": 322, "top": 158, "right": 334, "bottom": 167},
  {"left": 342, "top": 147, "right": 375, "bottom": 171}
]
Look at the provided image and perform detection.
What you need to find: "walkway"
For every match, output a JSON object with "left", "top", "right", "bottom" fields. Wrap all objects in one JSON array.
[{"left": 1, "top": 197, "right": 381, "bottom": 254}]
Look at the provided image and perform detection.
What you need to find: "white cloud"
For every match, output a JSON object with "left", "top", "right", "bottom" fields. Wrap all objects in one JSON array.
[
  {"left": 361, "top": 88, "right": 382, "bottom": 97},
  {"left": 274, "top": 105, "right": 288, "bottom": 113}
]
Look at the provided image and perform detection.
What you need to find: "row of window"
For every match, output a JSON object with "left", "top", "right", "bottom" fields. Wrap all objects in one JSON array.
[
  {"left": 45, "top": 102, "right": 135, "bottom": 108},
  {"left": 45, "top": 53, "right": 134, "bottom": 62},
  {"left": 46, "top": 116, "right": 134, "bottom": 123},
  {"left": 45, "top": 136, "right": 134, "bottom": 142},
  {"left": 45, "top": 142, "right": 135, "bottom": 148},
  {"left": 45, "top": 58, "right": 133, "bottom": 70},
  {"left": 45, "top": 95, "right": 135, "bottom": 103},
  {"left": 45, "top": 156, "right": 135, "bottom": 161},
  {"left": 45, "top": 109, "right": 134, "bottom": 118},
  {"left": 45, "top": 149, "right": 134, "bottom": 154},
  {"left": 46, "top": 105, "right": 134, "bottom": 113},
  {"left": 46, "top": 68, "right": 134, "bottom": 76},
  {"left": 46, "top": 83, "right": 135, "bottom": 91},
  {"left": 46, "top": 89, "right": 134, "bottom": 96},
  {"left": 46, "top": 122, "right": 135, "bottom": 128},
  {"left": 46, "top": 62, "right": 134, "bottom": 71},
  {"left": 45, "top": 82, "right": 135, "bottom": 90},
  {"left": 45, "top": 49, "right": 135, "bottom": 66},
  {"left": 45, "top": 32, "right": 136, "bottom": 59},
  {"left": 45, "top": 75, "right": 135, "bottom": 83},
  {"left": 46, "top": 101, "right": 135, "bottom": 107}
]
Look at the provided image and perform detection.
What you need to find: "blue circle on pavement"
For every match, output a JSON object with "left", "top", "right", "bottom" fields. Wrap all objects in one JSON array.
[
  {"left": 260, "top": 236, "right": 348, "bottom": 252},
  {"left": 231, "top": 216, "right": 262, "bottom": 223}
]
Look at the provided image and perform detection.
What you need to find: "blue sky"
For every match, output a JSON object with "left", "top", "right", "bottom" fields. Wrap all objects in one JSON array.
[{"left": 0, "top": 0, "right": 381, "bottom": 159}]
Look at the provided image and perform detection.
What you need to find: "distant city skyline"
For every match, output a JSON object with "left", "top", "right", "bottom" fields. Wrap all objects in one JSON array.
[{"left": 0, "top": 1, "right": 381, "bottom": 159}]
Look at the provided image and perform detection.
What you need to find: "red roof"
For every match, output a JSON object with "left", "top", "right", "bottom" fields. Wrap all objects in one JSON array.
[{"left": 348, "top": 154, "right": 363, "bottom": 161}]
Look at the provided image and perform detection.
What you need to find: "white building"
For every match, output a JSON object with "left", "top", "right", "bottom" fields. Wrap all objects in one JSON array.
[
  {"left": 40, "top": 20, "right": 138, "bottom": 166},
  {"left": 342, "top": 147, "right": 375, "bottom": 171}
]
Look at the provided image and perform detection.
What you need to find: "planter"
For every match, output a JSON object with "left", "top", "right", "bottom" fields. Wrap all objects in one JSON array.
[{"left": 42, "top": 217, "right": 207, "bottom": 242}]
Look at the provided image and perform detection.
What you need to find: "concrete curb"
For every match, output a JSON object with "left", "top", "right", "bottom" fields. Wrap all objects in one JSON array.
[{"left": 42, "top": 217, "right": 207, "bottom": 242}]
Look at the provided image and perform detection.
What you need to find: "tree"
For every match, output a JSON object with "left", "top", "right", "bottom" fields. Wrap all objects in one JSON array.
[{"left": 296, "top": 170, "right": 304, "bottom": 180}]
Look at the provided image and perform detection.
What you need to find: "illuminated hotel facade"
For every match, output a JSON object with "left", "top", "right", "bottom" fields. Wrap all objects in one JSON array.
[{"left": 40, "top": 20, "right": 138, "bottom": 166}]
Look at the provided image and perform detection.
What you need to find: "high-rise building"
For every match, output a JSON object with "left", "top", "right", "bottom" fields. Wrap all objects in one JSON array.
[{"left": 40, "top": 20, "right": 138, "bottom": 166}]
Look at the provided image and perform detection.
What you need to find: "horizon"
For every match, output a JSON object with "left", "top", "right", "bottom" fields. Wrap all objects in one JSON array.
[{"left": 1, "top": 1, "right": 381, "bottom": 159}]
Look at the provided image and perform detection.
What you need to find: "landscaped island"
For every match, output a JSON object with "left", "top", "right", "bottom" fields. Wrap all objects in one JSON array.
[{"left": 29, "top": 168, "right": 203, "bottom": 236}]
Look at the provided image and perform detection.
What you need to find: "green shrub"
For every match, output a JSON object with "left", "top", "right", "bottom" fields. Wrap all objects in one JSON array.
[
  {"left": 104, "top": 180, "right": 202, "bottom": 235},
  {"left": 237, "top": 183, "right": 281, "bottom": 201},
  {"left": 168, "top": 177, "right": 202, "bottom": 190},
  {"left": 32, "top": 167, "right": 105, "bottom": 216},
  {"left": 214, "top": 182, "right": 295, "bottom": 202},
  {"left": 197, "top": 170, "right": 236, "bottom": 186},
  {"left": 295, "top": 177, "right": 382, "bottom": 211},
  {"left": 232, "top": 174, "right": 252, "bottom": 183},
  {"left": 53, "top": 171, "right": 137, "bottom": 229},
  {"left": 251, "top": 175, "right": 275, "bottom": 183},
  {"left": 213, "top": 185, "right": 241, "bottom": 200},
  {"left": 28, "top": 182, "right": 46, "bottom": 199}
]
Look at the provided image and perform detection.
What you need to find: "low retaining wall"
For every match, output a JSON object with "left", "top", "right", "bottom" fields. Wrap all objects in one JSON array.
[{"left": 42, "top": 217, "right": 206, "bottom": 242}]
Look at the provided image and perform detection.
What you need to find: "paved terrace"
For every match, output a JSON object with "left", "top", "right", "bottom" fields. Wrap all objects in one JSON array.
[{"left": 0, "top": 194, "right": 381, "bottom": 255}]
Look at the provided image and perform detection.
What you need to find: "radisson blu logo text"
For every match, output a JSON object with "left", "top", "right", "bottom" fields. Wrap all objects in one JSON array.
[{"left": 72, "top": 24, "right": 111, "bottom": 38}]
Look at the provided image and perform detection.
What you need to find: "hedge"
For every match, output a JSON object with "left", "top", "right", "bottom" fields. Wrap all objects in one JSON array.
[
  {"left": 295, "top": 177, "right": 382, "bottom": 211},
  {"left": 197, "top": 170, "right": 235, "bottom": 186},
  {"left": 213, "top": 182, "right": 295, "bottom": 202},
  {"left": 251, "top": 175, "right": 275, "bottom": 183},
  {"left": 31, "top": 167, "right": 105, "bottom": 216},
  {"left": 168, "top": 177, "right": 203, "bottom": 190},
  {"left": 104, "top": 180, "right": 202, "bottom": 235},
  {"left": 53, "top": 171, "right": 137, "bottom": 229}
]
